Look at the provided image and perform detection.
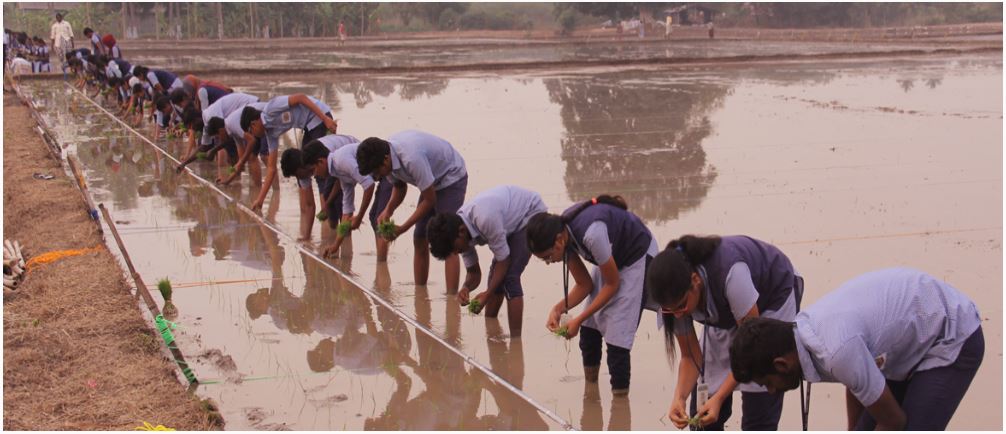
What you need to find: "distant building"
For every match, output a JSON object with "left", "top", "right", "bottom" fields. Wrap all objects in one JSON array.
[{"left": 659, "top": 5, "right": 717, "bottom": 26}]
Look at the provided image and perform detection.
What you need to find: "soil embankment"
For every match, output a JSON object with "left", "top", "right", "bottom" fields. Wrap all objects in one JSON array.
[{"left": 2, "top": 90, "right": 218, "bottom": 430}]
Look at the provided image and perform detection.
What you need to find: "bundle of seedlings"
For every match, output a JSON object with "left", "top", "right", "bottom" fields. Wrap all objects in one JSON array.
[
  {"left": 377, "top": 220, "right": 397, "bottom": 240},
  {"left": 336, "top": 221, "right": 352, "bottom": 237},
  {"left": 3, "top": 240, "right": 26, "bottom": 295}
]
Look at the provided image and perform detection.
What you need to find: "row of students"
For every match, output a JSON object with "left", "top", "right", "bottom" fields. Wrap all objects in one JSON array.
[{"left": 77, "top": 52, "right": 983, "bottom": 431}]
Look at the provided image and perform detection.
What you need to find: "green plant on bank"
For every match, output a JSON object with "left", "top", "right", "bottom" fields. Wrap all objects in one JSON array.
[
  {"left": 336, "top": 221, "right": 352, "bottom": 237},
  {"left": 377, "top": 220, "right": 397, "bottom": 240},
  {"left": 467, "top": 299, "right": 483, "bottom": 315},
  {"left": 157, "top": 278, "right": 172, "bottom": 302},
  {"left": 316, "top": 211, "right": 328, "bottom": 222}
]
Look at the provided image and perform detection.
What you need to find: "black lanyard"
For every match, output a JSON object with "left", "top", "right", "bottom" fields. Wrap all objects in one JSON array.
[
  {"left": 800, "top": 380, "right": 811, "bottom": 431},
  {"left": 561, "top": 248, "right": 569, "bottom": 313}
]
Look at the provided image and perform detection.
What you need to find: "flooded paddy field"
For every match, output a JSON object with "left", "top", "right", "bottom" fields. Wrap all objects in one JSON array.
[
  {"left": 17, "top": 52, "right": 1002, "bottom": 430},
  {"left": 128, "top": 38, "right": 1000, "bottom": 72}
]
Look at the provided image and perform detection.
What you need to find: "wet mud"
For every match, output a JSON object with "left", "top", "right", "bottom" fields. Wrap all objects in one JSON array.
[{"left": 16, "top": 51, "right": 1002, "bottom": 430}]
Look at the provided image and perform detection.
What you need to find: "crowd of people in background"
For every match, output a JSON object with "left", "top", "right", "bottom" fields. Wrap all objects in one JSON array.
[{"left": 5, "top": 13, "right": 987, "bottom": 432}]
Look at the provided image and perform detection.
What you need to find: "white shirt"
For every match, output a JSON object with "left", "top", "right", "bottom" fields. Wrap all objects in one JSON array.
[
  {"left": 457, "top": 185, "right": 547, "bottom": 268},
  {"left": 795, "top": 267, "right": 981, "bottom": 407},
  {"left": 50, "top": 21, "right": 74, "bottom": 48}
]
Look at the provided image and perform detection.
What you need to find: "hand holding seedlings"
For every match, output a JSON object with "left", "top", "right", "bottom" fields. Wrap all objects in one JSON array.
[
  {"left": 467, "top": 299, "right": 483, "bottom": 315},
  {"left": 316, "top": 211, "right": 328, "bottom": 222},
  {"left": 336, "top": 221, "right": 352, "bottom": 237},
  {"left": 377, "top": 220, "right": 397, "bottom": 241}
]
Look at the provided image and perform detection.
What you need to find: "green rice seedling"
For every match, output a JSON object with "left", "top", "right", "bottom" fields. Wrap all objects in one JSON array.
[
  {"left": 377, "top": 220, "right": 397, "bottom": 240},
  {"left": 157, "top": 278, "right": 172, "bottom": 302},
  {"left": 316, "top": 211, "right": 328, "bottom": 222},
  {"left": 196, "top": 151, "right": 208, "bottom": 160},
  {"left": 688, "top": 414, "right": 703, "bottom": 430},
  {"left": 336, "top": 221, "right": 352, "bottom": 237},
  {"left": 228, "top": 166, "right": 236, "bottom": 174},
  {"left": 554, "top": 326, "right": 569, "bottom": 338},
  {"left": 467, "top": 299, "right": 483, "bottom": 315}
]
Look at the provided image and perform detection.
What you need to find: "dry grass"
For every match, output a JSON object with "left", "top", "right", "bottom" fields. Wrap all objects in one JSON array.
[{"left": 3, "top": 90, "right": 219, "bottom": 430}]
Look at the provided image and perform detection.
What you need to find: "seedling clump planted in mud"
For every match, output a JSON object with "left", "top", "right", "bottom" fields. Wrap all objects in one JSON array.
[
  {"left": 336, "top": 221, "right": 352, "bottom": 237},
  {"left": 377, "top": 220, "right": 397, "bottom": 240},
  {"left": 157, "top": 278, "right": 172, "bottom": 302}
]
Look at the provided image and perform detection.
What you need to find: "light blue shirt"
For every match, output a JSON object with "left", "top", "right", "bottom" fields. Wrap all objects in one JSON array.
[
  {"left": 201, "top": 93, "right": 259, "bottom": 145},
  {"left": 327, "top": 143, "right": 375, "bottom": 215},
  {"left": 259, "top": 95, "right": 331, "bottom": 153},
  {"left": 297, "top": 134, "right": 358, "bottom": 189},
  {"left": 458, "top": 186, "right": 547, "bottom": 268},
  {"left": 794, "top": 267, "right": 981, "bottom": 407},
  {"left": 386, "top": 130, "right": 467, "bottom": 191},
  {"left": 225, "top": 102, "right": 266, "bottom": 147}
]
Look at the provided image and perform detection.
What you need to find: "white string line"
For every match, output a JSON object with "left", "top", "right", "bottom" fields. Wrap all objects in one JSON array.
[{"left": 65, "top": 84, "right": 574, "bottom": 430}]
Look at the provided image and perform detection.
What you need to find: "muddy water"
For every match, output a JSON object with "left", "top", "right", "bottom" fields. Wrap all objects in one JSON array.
[
  {"left": 19, "top": 53, "right": 1001, "bottom": 430},
  {"left": 126, "top": 39, "right": 992, "bottom": 71}
]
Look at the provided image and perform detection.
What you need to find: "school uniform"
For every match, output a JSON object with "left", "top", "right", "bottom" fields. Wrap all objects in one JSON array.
[
  {"left": 297, "top": 134, "right": 358, "bottom": 221},
  {"left": 195, "top": 82, "right": 231, "bottom": 111},
  {"left": 457, "top": 186, "right": 546, "bottom": 300},
  {"left": 258, "top": 95, "right": 333, "bottom": 154},
  {"left": 106, "top": 58, "right": 130, "bottom": 80},
  {"left": 225, "top": 101, "right": 267, "bottom": 156},
  {"left": 672, "top": 235, "right": 802, "bottom": 430},
  {"left": 146, "top": 69, "right": 183, "bottom": 94},
  {"left": 101, "top": 34, "right": 121, "bottom": 59},
  {"left": 562, "top": 201, "right": 659, "bottom": 390},
  {"left": 795, "top": 267, "right": 983, "bottom": 430},
  {"left": 384, "top": 130, "right": 468, "bottom": 240},
  {"left": 39, "top": 45, "right": 51, "bottom": 72},
  {"left": 201, "top": 92, "right": 259, "bottom": 147},
  {"left": 328, "top": 142, "right": 393, "bottom": 231},
  {"left": 89, "top": 32, "right": 102, "bottom": 54}
]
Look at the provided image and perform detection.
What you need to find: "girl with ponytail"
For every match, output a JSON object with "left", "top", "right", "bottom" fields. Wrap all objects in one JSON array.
[
  {"left": 646, "top": 235, "right": 802, "bottom": 430},
  {"left": 526, "top": 194, "right": 658, "bottom": 396}
]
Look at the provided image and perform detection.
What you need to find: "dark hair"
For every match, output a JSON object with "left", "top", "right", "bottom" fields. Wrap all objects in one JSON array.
[
  {"left": 427, "top": 213, "right": 464, "bottom": 260},
  {"left": 280, "top": 148, "right": 304, "bottom": 178},
  {"left": 107, "top": 76, "right": 121, "bottom": 87},
  {"left": 302, "top": 140, "right": 331, "bottom": 166},
  {"left": 526, "top": 195, "right": 627, "bottom": 254},
  {"left": 131, "top": 83, "right": 144, "bottom": 95},
  {"left": 83, "top": 27, "right": 94, "bottom": 36},
  {"left": 132, "top": 65, "right": 149, "bottom": 78},
  {"left": 169, "top": 88, "right": 188, "bottom": 105},
  {"left": 240, "top": 106, "right": 261, "bottom": 131},
  {"left": 206, "top": 117, "right": 225, "bottom": 136},
  {"left": 730, "top": 317, "right": 797, "bottom": 383},
  {"left": 355, "top": 137, "right": 390, "bottom": 176},
  {"left": 154, "top": 95, "right": 172, "bottom": 112},
  {"left": 182, "top": 106, "right": 203, "bottom": 131},
  {"left": 646, "top": 235, "right": 721, "bottom": 309}
]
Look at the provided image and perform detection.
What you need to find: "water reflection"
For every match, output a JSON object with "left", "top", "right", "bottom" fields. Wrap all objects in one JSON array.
[{"left": 545, "top": 73, "right": 724, "bottom": 223}]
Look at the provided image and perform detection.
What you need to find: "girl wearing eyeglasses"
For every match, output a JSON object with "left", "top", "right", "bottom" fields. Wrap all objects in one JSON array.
[
  {"left": 646, "top": 235, "right": 802, "bottom": 430},
  {"left": 526, "top": 195, "right": 659, "bottom": 396}
]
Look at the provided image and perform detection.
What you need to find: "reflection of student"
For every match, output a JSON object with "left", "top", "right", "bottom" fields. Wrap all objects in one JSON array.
[
  {"left": 731, "top": 268, "right": 983, "bottom": 431},
  {"left": 295, "top": 139, "right": 394, "bottom": 259},
  {"left": 526, "top": 195, "right": 658, "bottom": 395},
  {"left": 647, "top": 235, "right": 802, "bottom": 430},
  {"left": 356, "top": 130, "right": 468, "bottom": 291},
  {"left": 231, "top": 94, "right": 337, "bottom": 212},
  {"left": 426, "top": 185, "right": 547, "bottom": 337}
]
